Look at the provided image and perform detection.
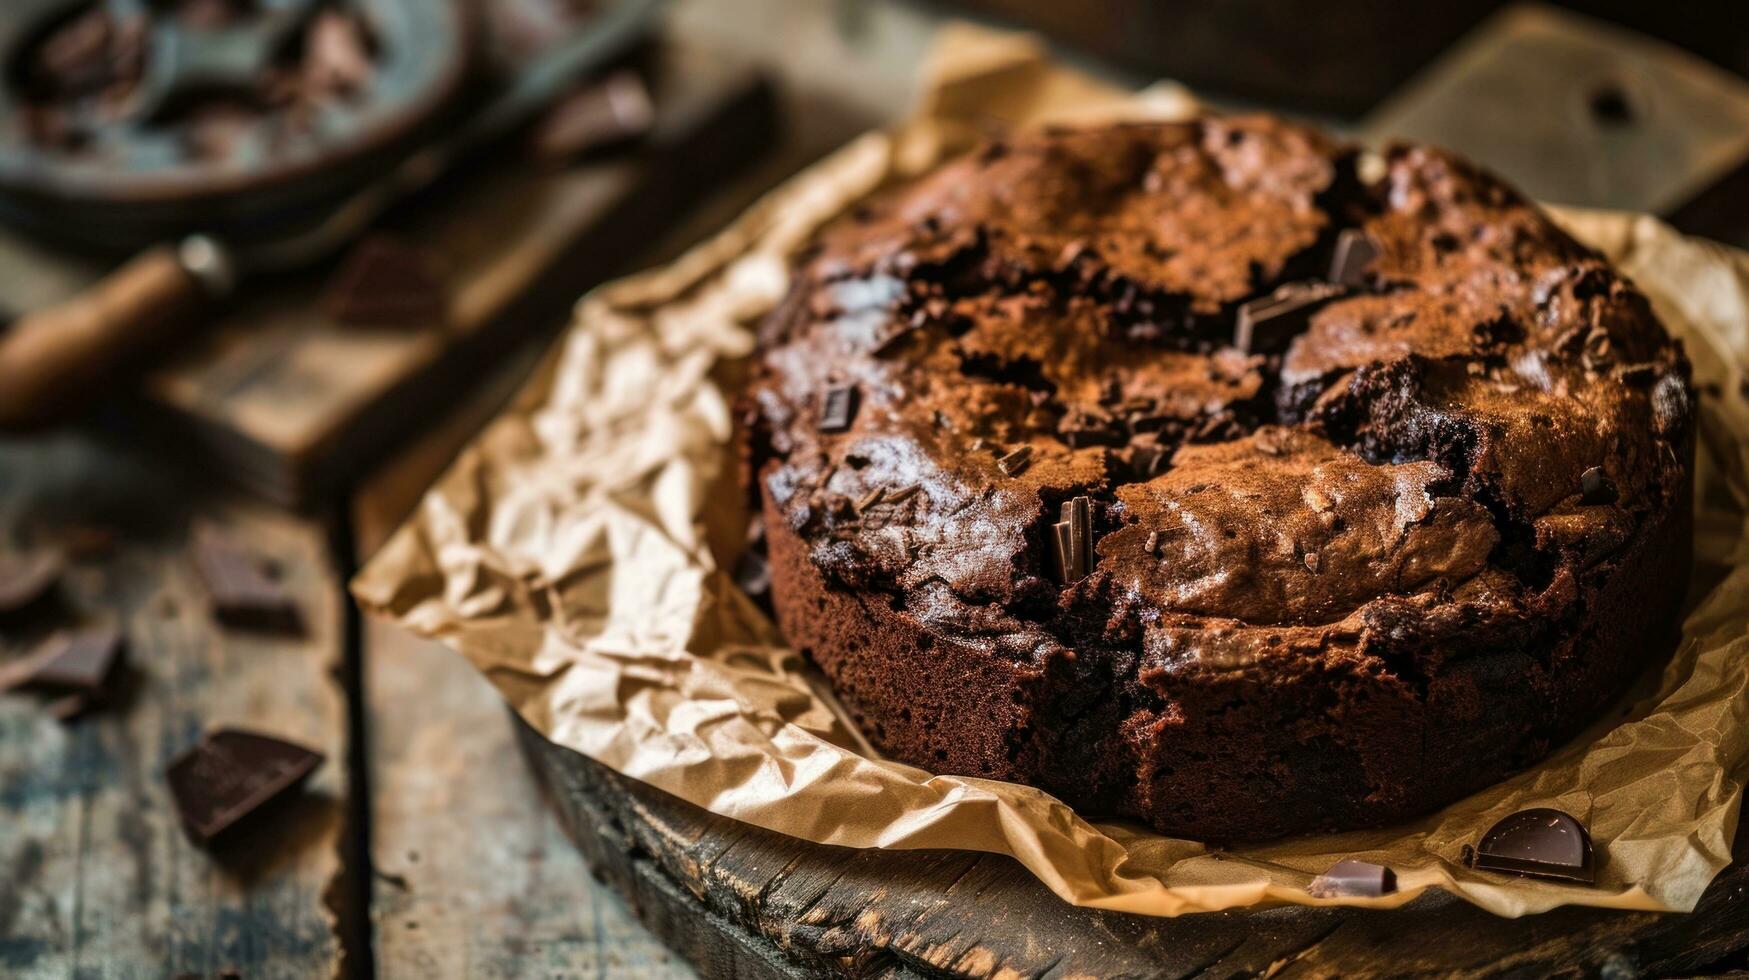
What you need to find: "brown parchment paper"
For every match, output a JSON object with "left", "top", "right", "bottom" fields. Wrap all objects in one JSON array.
[{"left": 354, "top": 24, "right": 1749, "bottom": 917}]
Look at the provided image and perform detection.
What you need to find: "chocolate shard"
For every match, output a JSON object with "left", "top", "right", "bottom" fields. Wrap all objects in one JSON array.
[
  {"left": 190, "top": 524, "right": 303, "bottom": 634},
  {"left": 819, "top": 385, "right": 859, "bottom": 432},
  {"left": 324, "top": 235, "right": 450, "bottom": 329},
  {"left": 1055, "top": 496, "right": 1093, "bottom": 583},
  {"left": 1579, "top": 466, "right": 1617, "bottom": 505},
  {"left": 1234, "top": 282, "right": 1343, "bottom": 354},
  {"left": 1308, "top": 859, "right": 1397, "bottom": 898},
  {"left": 2, "top": 624, "right": 124, "bottom": 696},
  {"left": 1051, "top": 520, "right": 1074, "bottom": 584},
  {"left": 532, "top": 71, "right": 655, "bottom": 163},
  {"left": 1617, "top": 362, "right": 1657, "bottom": 386},
  {"left": 0, "top": 548, "right": 64, "bottom": 614},
  {"left": 1330, "top": 229, "right": 1381, "bottom": 286},
  {"left": 997, "top": 445, "right": 1033, "bottom": 476},
  {"left": 1473, "top": 807, "right": 1596, "bottom": 884},
  {"left": 165, "top": 729, "right": 324, "bottom": 843}
]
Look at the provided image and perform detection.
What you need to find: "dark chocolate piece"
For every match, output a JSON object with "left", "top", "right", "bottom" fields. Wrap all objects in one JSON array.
[
  {"left": 2, "top": 624, "right": 124, "bottom": 695},
  {"left": 1308, "top": 858, "right": 1397, "bottom": 898},
  {"left": 532, "top": 71, "right": 654, "bottom": 163},
  {"left": 324, "top": 235, "right": 450, "bottom": 329},
  {"left": 0, "top": 549, "right": 64, "bottom": 614},
  {"left": 190, "top": 525, "right": 303, "bottom": 634},
  {"left": 1579, "top": 466, "right": 1617, "bottom": 505},
  {"left": 165, "top": 729, "right": 324, "bottom": 843},
  {"left": 1472, "top": 807, "right": 1596, "bottom": 884},
  {"left": 997, "top": 445, "right": 1033, "bottom": 476},
  {"left": 1234, "top": 283, "right": 1343, "bottom": 353},
  {"left": 819, "top": 385, "right": 859, "bottom": 432},
  {"left": 1329, "top": 229, "right": 1381, "bottom": 286}
]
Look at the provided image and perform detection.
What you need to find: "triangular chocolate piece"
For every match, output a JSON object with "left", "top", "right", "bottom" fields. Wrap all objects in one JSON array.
[
  {"left": 165, "top": 729, "right": 324, "bottom": 842},
  {"left": 323, "top": 235, "right": 449, "bottom": 329}
]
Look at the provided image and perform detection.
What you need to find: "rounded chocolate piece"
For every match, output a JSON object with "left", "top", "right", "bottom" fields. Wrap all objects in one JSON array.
[{"left": 1474, "top": 807, "right": 1596, "bottom": 884}]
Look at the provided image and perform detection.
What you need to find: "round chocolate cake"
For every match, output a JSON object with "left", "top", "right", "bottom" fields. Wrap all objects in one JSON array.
[{"left": 743, "top": 117, "right": 1694, "bottom": 841}]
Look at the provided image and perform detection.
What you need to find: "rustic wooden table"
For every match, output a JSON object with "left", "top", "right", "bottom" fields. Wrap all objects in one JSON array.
[{"left": 5, "top": 1, "right": 1749, "bottom": 977}]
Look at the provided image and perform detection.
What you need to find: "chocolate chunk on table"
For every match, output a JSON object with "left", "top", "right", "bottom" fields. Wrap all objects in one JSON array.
[
  {"left": 191, "top": 524, "right": 303, "bottom": 634},
  {"left": 1472, "top": 807, "right": 1596, "bottom": 884},
  {"left": 165, "top": 728, "right": 324, "bottom": 843},
  {"left": 0, "top": 623, "right": 124, "bottom": 697},
  {"left": 1308, "top": 858, "right": 1397, "bottom": 898},
  {"left": 323, "top": 235, "right": 451, "bottom": 330}
]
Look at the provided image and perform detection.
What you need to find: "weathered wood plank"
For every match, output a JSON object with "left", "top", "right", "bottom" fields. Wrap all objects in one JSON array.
[
  {"left": 517, "top": 719, "right": 1749, "bottom": 979},
  {"left": 363, "top": 620, "right": 694, "bottom": 978},
  {"left": 0, "top": 435, "right": 349, "bottom": 979}
]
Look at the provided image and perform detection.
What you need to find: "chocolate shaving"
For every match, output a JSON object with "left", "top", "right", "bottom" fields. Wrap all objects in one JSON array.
[
  {"left": 1235, "top": 283, "right": 1344, "bottom": 354},
  {"left": 997, "top": 445, "right": 1033, "bottom": 476},
  {"left": 1617, "top": 362, "right": 1657, "bottom": 386},
  {"left": 819, "top": 385, "right": 859, "bottom": 432},
  {"left": 1145, "top": 530, "right": 1159, "bottom": 556},
  {"left": 1329, "top": 229, "right": 1381, "bottom": 286},
  {"left": 885, "top": 484, "right": 920, "bottom": 504},
  {"left": 1472, "top": 807, "right": 1596, "bottom": 884},
  {"left": 165, "top": 729, "right": 324, "bottom": 843},
  {"left": 854, "top": 487, "right": 885, "bottom": 513}
]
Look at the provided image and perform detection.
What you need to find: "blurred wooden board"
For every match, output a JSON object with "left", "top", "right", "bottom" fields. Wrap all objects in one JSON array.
[
  {"left": 1362, "top": 4, "right": 1749, "bottom": 215},
  {"left": 0, "top": 436, "right": 350, "bottom": 979},
  {"left": 518, "top": 720, "right": 1749, "bottom": 978},
  {"left": 364, "top": 619, "right": 694, "bottom": 978},
  {"left": 120, "top": 44, "right": 775, "bottom": 509}
]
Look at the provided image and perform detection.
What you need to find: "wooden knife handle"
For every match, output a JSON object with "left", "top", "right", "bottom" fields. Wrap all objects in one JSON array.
[{"left": 0, "top": 242, "right": 224, "bottom": 433}]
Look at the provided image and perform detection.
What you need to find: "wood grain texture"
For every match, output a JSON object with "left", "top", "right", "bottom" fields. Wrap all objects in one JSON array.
[
  {"left": 0, "top": 436, "right": 349, "bottom": 979},
  {"left": 517, "top": 719, "right": 1749, "bottom": 979},
  {"left": 365, "top": 620, "right": 694, "bottom": 979}
]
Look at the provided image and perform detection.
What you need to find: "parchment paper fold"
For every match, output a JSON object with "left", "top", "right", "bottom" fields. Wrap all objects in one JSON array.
[{"left": 355, "top": 25, "right": 1749, "bottom": 917}]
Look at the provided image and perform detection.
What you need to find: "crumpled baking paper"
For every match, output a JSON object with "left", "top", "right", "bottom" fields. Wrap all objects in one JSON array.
[{"left": 354, "top": 24, "right": 1749, "bottom": 916}]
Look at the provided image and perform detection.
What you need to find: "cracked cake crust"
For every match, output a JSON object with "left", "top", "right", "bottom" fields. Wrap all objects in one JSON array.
[{"left": 743, "top": 117, "right": 1695, "bottom": 841}]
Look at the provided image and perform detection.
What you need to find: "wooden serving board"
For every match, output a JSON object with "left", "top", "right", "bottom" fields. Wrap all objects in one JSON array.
[{"left": 516, "top": 721, "right": 1749, "bottom": 978}]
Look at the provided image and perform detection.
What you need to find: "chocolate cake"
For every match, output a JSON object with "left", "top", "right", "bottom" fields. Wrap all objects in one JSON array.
[{"left": 743, "top": 117, "right": 1694, "bottom": 841}]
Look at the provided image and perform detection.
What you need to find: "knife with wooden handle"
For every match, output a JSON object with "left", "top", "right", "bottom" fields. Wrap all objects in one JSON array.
[{"left": 0, "top": 238, "right": 234, "bottom": 431}]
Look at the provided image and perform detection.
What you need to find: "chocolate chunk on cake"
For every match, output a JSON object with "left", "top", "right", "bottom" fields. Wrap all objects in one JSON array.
[{"left": 743, "top": 117, "right": 1694, "bottom": 841}]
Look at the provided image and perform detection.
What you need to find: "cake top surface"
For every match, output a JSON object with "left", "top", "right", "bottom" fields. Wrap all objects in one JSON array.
[{"left": 748, "top": 116, "right": 1692, "bottom": 686}]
